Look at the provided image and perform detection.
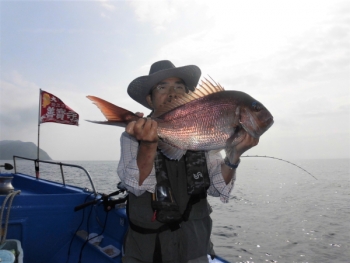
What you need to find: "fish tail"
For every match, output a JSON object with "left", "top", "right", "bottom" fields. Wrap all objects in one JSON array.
[{"left": 87, "top": 95, "right": 139, "bottom": 126}]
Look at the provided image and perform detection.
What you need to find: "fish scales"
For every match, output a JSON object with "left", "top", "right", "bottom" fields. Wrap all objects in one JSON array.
[{"left": 156, "top": 92, "right": 238, "bottom": 150}]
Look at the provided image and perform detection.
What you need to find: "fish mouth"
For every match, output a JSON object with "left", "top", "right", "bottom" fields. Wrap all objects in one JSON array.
[
  {"left": 257, "top": 116, "right": 274, "bottom": 136},
  {"left": 265, "top": 117, "right": 274, "bottom": 130},
  {"left": 240, "top": 112, "right": 274, "bottom": 138}
]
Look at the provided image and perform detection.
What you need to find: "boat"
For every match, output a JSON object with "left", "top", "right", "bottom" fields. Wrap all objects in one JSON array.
[{"left": 0, "top": 156, "right": 230, "bottom": 263}]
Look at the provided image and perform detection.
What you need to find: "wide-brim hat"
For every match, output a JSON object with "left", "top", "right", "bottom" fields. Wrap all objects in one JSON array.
[{"left": 127, "top": 60, "right": 201, "bottom": 109}]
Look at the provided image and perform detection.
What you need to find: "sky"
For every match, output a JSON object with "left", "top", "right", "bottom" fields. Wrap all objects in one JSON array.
[{"left": 0, "top": 0, "right": 349, "bottom": 161}]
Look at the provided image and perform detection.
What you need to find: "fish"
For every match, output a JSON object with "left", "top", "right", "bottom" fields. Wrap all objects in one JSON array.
[{"left": 87, "top": 79, "right": 274, "bottom": 160}]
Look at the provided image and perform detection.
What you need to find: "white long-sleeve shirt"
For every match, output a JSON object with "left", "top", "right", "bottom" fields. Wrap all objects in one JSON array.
[{"left": 117, "top": 132, "right": 235, "bottom": 203}]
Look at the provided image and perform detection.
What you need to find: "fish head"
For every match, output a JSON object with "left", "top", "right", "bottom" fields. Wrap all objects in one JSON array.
[{"left": 239, "top": 97, "right": 274, "bottom": 138}]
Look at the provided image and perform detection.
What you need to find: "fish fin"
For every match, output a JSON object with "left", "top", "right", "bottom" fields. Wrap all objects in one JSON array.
[
  {"left": 154, "top": 78, "right": 225, "bottom": 117},
  {"left": 158, "top": 140, "right": 187, "bottom": 160},
  {"left": 199, "top": 77, "right": 225, "bottom": 93},
  {"left": 87, "top": 96, "right": 139, "bottom": 124},
  {"left": 85, "top": 120, "right": 127, "bottom": 127}
]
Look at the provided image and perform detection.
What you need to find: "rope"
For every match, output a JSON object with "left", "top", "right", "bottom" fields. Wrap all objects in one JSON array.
[
  {"left": 241, "top": 155, "right": 317, "bottom": 180},
  {"left": 0, "top": 190, "right": 21, "bottom": 245}
]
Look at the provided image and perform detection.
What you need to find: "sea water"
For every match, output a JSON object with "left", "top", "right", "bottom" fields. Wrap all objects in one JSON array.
[{"left": 2, "top": 158, "right": 349, "bottom": 263}]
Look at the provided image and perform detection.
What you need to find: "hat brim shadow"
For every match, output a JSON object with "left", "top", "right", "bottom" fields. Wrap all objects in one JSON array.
[{"left": 127, "top": 65, "right": 201, "bottom": 109}]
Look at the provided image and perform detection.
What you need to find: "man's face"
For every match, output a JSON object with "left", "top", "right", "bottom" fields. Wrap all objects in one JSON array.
[{"left": 146, "top": 77, "right": 186, "bottom": 116}]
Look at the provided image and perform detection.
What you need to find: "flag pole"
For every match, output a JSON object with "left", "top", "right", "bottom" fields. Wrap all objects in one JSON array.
[{"left": 36, "top": 89, "right": 41, "bottom": 178}]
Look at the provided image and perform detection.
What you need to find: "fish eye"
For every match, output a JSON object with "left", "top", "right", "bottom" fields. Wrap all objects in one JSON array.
[{"left": 252, "top": 101, "right": 263, "bottom": 112}]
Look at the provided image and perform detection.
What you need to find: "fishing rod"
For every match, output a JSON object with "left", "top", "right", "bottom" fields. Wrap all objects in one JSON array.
[{"left": 241, "top": 155, "right": 317, "bottom": 180}]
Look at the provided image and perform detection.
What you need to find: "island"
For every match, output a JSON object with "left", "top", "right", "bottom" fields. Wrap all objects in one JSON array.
[{"left": 0, "top": 140, "right": 52, "bottom": 160}]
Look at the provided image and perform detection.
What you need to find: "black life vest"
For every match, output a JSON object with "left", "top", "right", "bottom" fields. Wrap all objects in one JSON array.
[{"left": 127, "top": 150, "right": 210, "bottom": 263}]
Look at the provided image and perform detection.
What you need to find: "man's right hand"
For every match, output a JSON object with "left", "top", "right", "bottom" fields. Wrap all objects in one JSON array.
[
  {"left": 126, "top": 113, "right": 158, "bottom": 143},
  {"left": 125, "top": 113, "right": 158, "bottom": 186}
]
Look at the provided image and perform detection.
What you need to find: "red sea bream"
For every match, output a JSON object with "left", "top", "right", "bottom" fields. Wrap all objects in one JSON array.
[{"left": 87, "top": 80, "right": 274, "bottom": 160}]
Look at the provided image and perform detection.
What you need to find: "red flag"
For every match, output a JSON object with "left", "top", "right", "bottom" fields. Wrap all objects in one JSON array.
[{"left": 40, "top": 90, "right": 79, "bottom": 125}]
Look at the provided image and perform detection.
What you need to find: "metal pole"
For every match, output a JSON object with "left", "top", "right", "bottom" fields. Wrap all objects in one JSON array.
[
  {"left": 13, "top": 156, "right": 17, "bottom": 174},
  {"left": 36, "top": 89, "right": 42, "bottom": 178},
  {"left": 59, "top": 163, "right": 66, "bottom": 186}
]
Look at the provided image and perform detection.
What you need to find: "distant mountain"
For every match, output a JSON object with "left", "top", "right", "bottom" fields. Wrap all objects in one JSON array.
[{"left": 0, "top": 140, "right": 52, "bottom": 160}]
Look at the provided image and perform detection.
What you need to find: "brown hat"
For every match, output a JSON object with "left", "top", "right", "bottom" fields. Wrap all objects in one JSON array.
[{"left": 127, "top": 60, "right": 201, "bottom": 109}]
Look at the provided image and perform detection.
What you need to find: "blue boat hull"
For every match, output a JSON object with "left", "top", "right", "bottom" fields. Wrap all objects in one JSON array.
[{"left": 1, "top": 173, "right": 128, "bottom": 262}]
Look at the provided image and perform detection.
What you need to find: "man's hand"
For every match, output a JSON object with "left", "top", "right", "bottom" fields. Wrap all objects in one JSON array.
[
  {"left": 236, "top": 133, "right": 259, "bottom": 156},
  {"left": 125, "top": 113, "right": 158, "bottom": 186},
  {"left": 125, "top": 113, "right": 158, "bottom": 143},
  {"left": 226, "top": 133, "right": 259, "bottom": 164}
]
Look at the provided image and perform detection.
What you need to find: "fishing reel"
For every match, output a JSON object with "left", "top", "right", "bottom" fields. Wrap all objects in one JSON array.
[{"left": 74, "top": 184, "right": 128, "bottom": 213}]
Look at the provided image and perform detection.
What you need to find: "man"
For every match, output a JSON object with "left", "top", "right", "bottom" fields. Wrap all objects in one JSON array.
[{"left": 117, "top": 60, "right": 258, "bottom": 263}]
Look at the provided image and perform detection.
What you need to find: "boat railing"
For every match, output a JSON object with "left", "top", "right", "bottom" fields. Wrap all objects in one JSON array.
[{"left": 12, "top": 155, "right": 97, "bottom": 195}]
